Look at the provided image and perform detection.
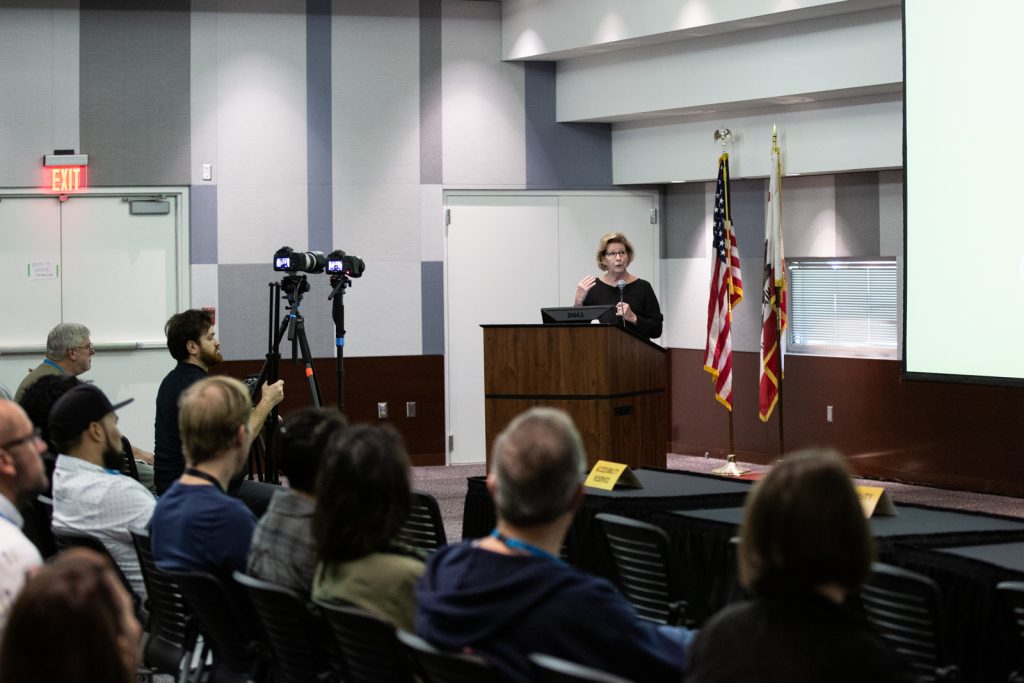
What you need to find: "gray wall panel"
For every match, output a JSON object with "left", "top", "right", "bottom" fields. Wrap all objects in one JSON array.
[
  {"left": 79, "top": 0, "right": 190, "bottom": 186},
  {"left": 420, "top": 0, "right": 442, "bottom": 184},
  {"left": 665, "top": 183, "right": 707, "bottom": 259},
  {"left": 728, "top": 178, "right": 766, "bottom": 260},
  {"left": 421, "top": 260, "right": 444, "bottom": 355},
  {"left": 190, "top": 185, "right": 218, "bottom": 265},
  {"left": 524, "top": 61, "right": 612, "bottom": 189},
  {"left": 835, "top": 171, "right": 881, "bottom": 256},
  {"left": 307, "top": 0, "right": 333, "bottom": 253}
]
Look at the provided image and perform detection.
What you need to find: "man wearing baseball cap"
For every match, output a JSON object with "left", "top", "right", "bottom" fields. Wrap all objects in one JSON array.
[{"left": 50, "top": 384, "right": 156, "bottom": 601}]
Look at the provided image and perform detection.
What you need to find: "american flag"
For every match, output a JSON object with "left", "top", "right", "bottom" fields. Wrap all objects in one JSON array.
[
  {"left": 704, "top": 153, "right": 743, "bottom": 410},
  {"left": 759, "top": 130, "right": 786, "bottom": 422}
]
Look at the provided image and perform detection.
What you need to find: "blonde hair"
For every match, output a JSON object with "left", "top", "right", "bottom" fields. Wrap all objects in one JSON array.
[
  {"left": 595, "top": 232, "right": 634, "bottom": 272},
  {"left": 178, "top": 376, "right": 251, "bottom": 465}
]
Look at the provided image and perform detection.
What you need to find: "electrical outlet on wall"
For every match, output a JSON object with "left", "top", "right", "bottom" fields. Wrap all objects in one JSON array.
[
  {"left": 377, "top": 402, "right": 388, "bottom": 419},
  {"left": 826, "top": 405, "right": 833, "bottom": 423}
]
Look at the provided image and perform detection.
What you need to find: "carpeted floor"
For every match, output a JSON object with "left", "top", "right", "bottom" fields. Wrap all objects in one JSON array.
[{"left": 411, "top": 453, "right": 1024, "bottom": 542}]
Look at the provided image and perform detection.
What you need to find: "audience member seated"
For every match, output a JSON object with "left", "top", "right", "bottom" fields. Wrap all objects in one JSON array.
[
  {"left": 312, "top": 424, "right": 425, "bottom": 630},
  {"left": 0, "top": 547, "right": 142, "bottom": 683},
  {"left": 416, "top": 408, "right": 692, "bottom": 683},
  {"left": 247, "top": 407, "right": 347, "bottom": 592},
  {"left": 685, "top": 448, "right": 915, "bottom": 683},
  {"left": 17, "top": 374, "right": 82, "bottom": 483},
  {"left": 149, "top": 376, "right": 259, "bottom": 575},
  {"left": 49, "top": 385, "right": 155, "bottom": 600},
  {"left": 0, "top": 399, "right": 48, "bottom": 636}
]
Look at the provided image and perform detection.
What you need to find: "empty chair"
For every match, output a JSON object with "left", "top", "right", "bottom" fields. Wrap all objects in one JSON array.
[
  {"left": 396, "top": 629, "right": 495, "bottom": 683},
  {"left": 164, "top": 569, "right": 271, "bottom": 683},
  {"left": 996, "top": 581, "right": 1024, "bottom": 683},
  {"left": 315, "top": 599, "right": 415, "bottom": 683},
  {"left": 397, "top": 490, "right": 448, "bottom": 552},
  {"left": 594, "top": 513, "right": 688, "bottom": 625},
  {"left": 130, "top": 527, "right": 202, "bottom": 683},
  {"left": 860, "top": 562, "right": 960, "bottom": 682},
  {"left": 234, "top": 571, "right": 340, "bottom": 683},
  {"left": 529, "top": 653, "right": 636, "bottom": 683}
]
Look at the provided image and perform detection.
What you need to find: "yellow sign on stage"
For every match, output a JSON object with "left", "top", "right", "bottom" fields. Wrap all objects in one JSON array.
[
  {"left": 584, "top": 460, "right": 643, "bottom": 491},
  {"left": 855, "top": 485, "right": 898, "bottom": 518}
]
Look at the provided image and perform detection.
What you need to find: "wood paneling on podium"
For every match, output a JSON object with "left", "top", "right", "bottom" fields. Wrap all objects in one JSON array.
[{"left": 483, "top": 325, "right": 668, "bottom": 470}]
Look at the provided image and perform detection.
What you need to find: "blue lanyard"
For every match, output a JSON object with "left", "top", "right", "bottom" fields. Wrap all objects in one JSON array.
[
  {"left": 490, "top": 529, "right": 565, "bottom": 565},
  {"left": 42, "top": 358, "right": 65, "bottom": 373}
]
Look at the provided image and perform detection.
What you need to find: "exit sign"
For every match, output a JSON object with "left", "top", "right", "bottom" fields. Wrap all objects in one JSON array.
[{"left": 48, "top": 166, "right": 87, "bottom": 193}]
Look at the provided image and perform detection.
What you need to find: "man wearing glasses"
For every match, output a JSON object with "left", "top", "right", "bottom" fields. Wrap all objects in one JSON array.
[
  {"left": 0, "top": 399, "right": 48, "bottom": 635},
  {"left": 13, "top": 323, "right": 94, "bottom": 402}
]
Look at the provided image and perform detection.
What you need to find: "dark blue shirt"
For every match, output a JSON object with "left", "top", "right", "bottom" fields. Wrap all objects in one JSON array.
[
  {"left": 149, "top": 481, "right": 257, "bottom": 575},
  {"left": 154, "top": 362, "right": 206, "bottom": 493}
]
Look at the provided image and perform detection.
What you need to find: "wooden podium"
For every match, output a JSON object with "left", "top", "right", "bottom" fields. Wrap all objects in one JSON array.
[{"left": 482, "top": 324, "right": 668, "bottom": 470}]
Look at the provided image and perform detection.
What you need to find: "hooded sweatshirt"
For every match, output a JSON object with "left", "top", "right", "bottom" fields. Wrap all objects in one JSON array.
[{"left": 415, "top": 540, "right": 687, "bottom": 683}]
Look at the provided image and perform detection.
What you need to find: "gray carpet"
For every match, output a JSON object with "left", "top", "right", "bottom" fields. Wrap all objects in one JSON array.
[{"left": 411, "top": 453, "right": 1024, "bottom": 543}]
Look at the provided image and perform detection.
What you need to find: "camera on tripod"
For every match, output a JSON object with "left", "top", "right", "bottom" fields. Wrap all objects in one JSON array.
[
  {"left": 326, "top": 250, "right": 365, "bottom": 279},
  {"left": 273, "top": 246, "right": 326, "bottom": 274}
]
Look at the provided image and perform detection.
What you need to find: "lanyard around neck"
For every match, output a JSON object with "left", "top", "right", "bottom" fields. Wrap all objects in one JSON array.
[
  {"left": 490, "top": 529, "right": 564, "bottom": 565},
  {"left": 184, "top": 467, "right": 224, "bottom": 493}
]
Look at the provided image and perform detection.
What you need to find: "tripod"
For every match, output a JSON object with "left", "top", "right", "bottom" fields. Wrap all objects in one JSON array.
[
  {"left": 328, "top": 271, "right": 351, "bottom": 413},
  {"left": 249, "top": 274, "right": 323, "bottom": 483}
]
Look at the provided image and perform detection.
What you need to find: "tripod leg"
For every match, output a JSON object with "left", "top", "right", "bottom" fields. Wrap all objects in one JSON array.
[{"left": 293, "top": 315, "right": 323, "bottom": 408}]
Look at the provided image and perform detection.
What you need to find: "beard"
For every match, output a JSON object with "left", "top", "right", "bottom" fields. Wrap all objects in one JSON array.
[
  {"left": 200, "top": 347, "right": 223, "bottom": 367},
  {"left": 102, "top": 442, "right": 125, "bottom": 472}
]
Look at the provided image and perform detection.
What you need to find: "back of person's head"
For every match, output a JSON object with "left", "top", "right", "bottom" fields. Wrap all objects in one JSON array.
[
  {"left": 45, "top": 322, "right": 90, "bottom": 360},
  {"left": 276, "top": 407, "right": 347, "bottom": 493},
  {"left": 178, "top": 376, "right": 251, "bottom": 466},
  {"left": 0, "top": 548, "right": 140, "bottom": 683},
  {"left": 17, "top": 374, "right": 82, "bottom": 452},
  {"left": 164, "top": 309, "right": 213, "bottom": 361},
  {"left": 738, "top": 448, "right": 875, "bottom": 597},
  {"left": 313, "top": 424, "right": 411, "bottom": 563},
  {"left": 490, "top": 407, "right": 586, "bottom": 528}
]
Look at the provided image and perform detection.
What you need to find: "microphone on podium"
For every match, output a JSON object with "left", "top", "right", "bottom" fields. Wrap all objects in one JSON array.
[{"left": 617, "top": 280, "right": 626, "bottom": 327}]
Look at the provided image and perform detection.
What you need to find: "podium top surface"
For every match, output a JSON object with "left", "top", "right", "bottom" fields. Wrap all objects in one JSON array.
[{"left": 480, "top": 323, "right": 666, "bottom": 353}]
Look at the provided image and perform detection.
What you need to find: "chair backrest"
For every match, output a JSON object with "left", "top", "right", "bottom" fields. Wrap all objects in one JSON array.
[
  {"left": 129, "top": 527, "right": 199, "bottom": 678},
  {"left": 164, "top": 568, "right": 270, "bottom": 683},
  {"left": 234, "top": 572, "right": 339, "bottom": 683},
  {"left": 21, "top": 493, "right": 57, "bottom": 558},
  {"left": 529, "top": 653, "right": 635, "bottom": 683},
  {"left": 396, "top": 629, "right": 494, "bottom": 683},
  {"left": 996, "top": 581, "right": 1024, "bottom": 682},
  {"left": 119, "top": 435, "right": 140, "bottom": 481},
  {"left": 860, "top": 562, "right": 959, "bottom": 683},
  {"left": 314, "top": 599, "right": 415, "bottom": 683},
  {"left": 397, "top": 490, "right": 448, "bottom": 552},
  {"left": 594, "top": 513, "right": 686, "bottom": 625},
  {"left": 51, "top": 528, "right": 142, "bottom": 618}
]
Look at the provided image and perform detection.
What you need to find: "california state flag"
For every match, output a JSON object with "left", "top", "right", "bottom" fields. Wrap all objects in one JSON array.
[{"left": 759, "top": 128, "right": 786, "bottom": 422}]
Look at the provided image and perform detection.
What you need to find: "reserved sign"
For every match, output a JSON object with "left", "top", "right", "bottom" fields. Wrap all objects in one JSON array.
[{"left": 584, "top": 460, "right": 643, "bottom": 491}]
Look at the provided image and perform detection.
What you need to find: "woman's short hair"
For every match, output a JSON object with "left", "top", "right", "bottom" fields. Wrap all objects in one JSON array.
[
  {"left": 178, "top": 376, "right": 251, "bottom": 465},
  {"left": 738, "top": 448, "right": 875, "bottom": 597},
  {"left": 0, "top": 548, "right": 139, "bottom": 683},
  {"left": 595, "top": 232, "right": 635, "bottom": 271},
  {"left": 313, "top": 423, "right": 412, "bottom": 563},
  {"left": 165, "top": 309, "right": 213, "bottom": 361},
  {"left": 276, "top": 407, "right": 347, "bottom": 493},
  {"left": 45, "top": 322, "right": 90, "bottom": 360}
]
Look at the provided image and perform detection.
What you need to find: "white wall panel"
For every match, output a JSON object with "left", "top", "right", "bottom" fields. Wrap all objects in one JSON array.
[
  {"left": 662, "top": 257, "right": 712, "bottom": 350},
  {"left": 776, "top": 175, "right": 836, "bottom": 257},
  {"left": 332, "top": 183, "right": 421, "bottom": 262},
  {"left": 613, "top": 98, "right": 902, "bottom": 183},
  {"left": 190, "top": 0, "right": 218, "bottom": 186},
  {"left": 333, "top": 1, "right": 420, "bottom": 186},
  {"left": 442, "top": 0, "right": 526, "bottom": 186},
  {"left": 217, "top": 184, "right": 308, "bottom": 263},
  {"left": 341, "top": 259, "right": 423, "bottom": 358},
  {"left": 189, "top": 263, "right": 219, "bottom": 312}
]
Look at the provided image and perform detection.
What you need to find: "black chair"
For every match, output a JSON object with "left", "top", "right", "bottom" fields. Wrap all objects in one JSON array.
[
  {"left": 234, "top": 572, "right": 340, "bottom": 683},
  {"left": 120, "top": 435, "right": 140, "bottom": 481},
  {"left": 51, "top": 527, "right": 143, "bottom": 619},
  {"left": 860, "top": 562, "right": 960, "bottom": 682},
  {"left": 130, "top": 528, "right": 203, "bottom": 683},
  {"left": 314, "top": 599, "right": 415, "bottom": 683},
  {"left": 164, "top": 569, "right": 271, "bottom": 683},
  {"left": 529, "top": 653, "right": 635, "bottom": 683},
  {"left": 996, "top": 581, "right": 1024, "bottom": 683},
  {"left": 396, "top": 629, "right": 495, "bottom": 683},
  {"left": 594, "top": 513, "right": 688, "bottom": 626},
  {"left": 20, "top": 493, "right": 57, "bottom": 558},
  {"left": 397, "top": 490, "right": 448, "bottom": 552}
]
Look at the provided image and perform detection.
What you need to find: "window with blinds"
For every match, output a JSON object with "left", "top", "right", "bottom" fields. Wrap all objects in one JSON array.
[{"left": 787, "top": 258, "right": 898, "bottom": 358}]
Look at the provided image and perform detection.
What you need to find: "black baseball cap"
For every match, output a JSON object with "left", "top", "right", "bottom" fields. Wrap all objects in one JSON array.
[{"left": 48, "top": 384, "right": 134, "bottom": 445}]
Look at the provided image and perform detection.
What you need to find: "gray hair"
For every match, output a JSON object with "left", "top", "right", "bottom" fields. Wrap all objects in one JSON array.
[
  {"left": 491, "top": 408, "right": 586, "bottom": 527},
  {"left": 46, "top": 323, "right": 91, "bottom": 359}
]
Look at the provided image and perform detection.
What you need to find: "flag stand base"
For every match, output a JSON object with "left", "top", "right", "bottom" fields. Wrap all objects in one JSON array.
[{"left": 712, "top": 454, "right": 750, "bottom": 477}]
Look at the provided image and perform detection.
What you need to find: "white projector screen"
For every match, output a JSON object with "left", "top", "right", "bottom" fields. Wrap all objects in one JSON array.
[{"left": 904, "top": 1, "right": 1024, "bottom": 383}]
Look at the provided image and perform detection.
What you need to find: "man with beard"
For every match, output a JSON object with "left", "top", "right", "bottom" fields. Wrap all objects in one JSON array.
[
  {"left": 154, "top": 309, "right": 284, "bottom": 504},
  {"left": 49, "top": 384, "right": 155, "bottom": 601},
  {"left": 0, "top": 399, "right": 48, "bottom": 635}
]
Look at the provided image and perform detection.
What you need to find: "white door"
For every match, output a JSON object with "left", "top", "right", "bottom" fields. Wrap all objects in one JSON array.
[
  {"left": 445, "top": 191, "right": 659, "bottom": 465},
  {"left": 0, "top": 197, "right": 63, "bottom": 347}
]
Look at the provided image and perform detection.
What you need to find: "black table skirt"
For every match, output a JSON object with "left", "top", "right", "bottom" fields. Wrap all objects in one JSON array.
[{"left": 462, "top": 467, "right": 751, "bottom": 576}]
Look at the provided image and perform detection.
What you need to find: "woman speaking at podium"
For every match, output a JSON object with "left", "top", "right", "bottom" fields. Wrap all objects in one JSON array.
[{"left": 574, "top": 232, "right": 663, "bottom": 339}]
